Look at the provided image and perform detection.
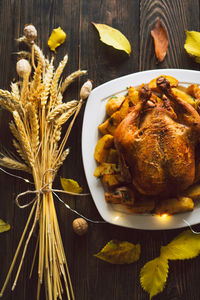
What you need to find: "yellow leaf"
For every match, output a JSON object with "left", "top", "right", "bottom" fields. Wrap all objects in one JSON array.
[
  {"left": 60, "top": 177, "right": 83, "bottom": 193},
  {"left": 184, "top": 30, "right": 200, "bottom": 63},
  {"left": 161, "top": 230, "right": 200, "bottom": 260},
  {"left": 0, "top": 219, "right": 10, "bottom": 233},
  {"left": 48, "top": 27, "right": 66, "bottom": 52},
  {"left": 140, "top": 256, "right": 169, "bottom": 300},
  {"left": 94, "top": 240, "right": 140, "bottom": 264},
  {"left": 92, "top": 23, "right": 131, "bottom": 55}
]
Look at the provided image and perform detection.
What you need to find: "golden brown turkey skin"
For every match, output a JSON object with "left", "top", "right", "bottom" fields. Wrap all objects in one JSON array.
[{"left": 114, "top": 80, "right": 200, "bottom": 197}]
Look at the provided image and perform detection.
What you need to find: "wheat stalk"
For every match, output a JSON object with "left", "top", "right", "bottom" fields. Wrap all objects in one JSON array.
[
  {"left": 47, "top": 101, "right": 78, "bottom": 121},
  {"left": 0, "top": 25, "right": 91, "bottom": 300},
  {"left": 0, "top": 156, "right": 31, "bottom": 173},
  {"left": 49, "top": 54, "right": 68, "bottom": 110},
  {"left": 60, "top": 70, "right": 87, "bottom": 94}
]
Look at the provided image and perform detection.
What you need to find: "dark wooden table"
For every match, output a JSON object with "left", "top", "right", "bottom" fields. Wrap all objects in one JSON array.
[{"left": 0, "top": 1, "right": 200, "bottom": 299}]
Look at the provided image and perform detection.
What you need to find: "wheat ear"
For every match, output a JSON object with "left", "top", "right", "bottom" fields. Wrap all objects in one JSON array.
[
  {"left": 41, "top": 62, "right": 54, "bottom": 107},
  {"left": 0, "top": 156, "right": 31, "bottom": 173},
  {"left": 12, "top": 139, "right": 30, "bottom": 166},
  {"left": 10, "top": 82, "right": 20, "bottom": 102},
  {"left": 60, "top": 70, "right": 87, "bottom": 94},
  {"left": 47, "top": 101, "right": 78, "bottom": 121},
  {"left": 49, "top": 54, "right": 68, "bottom": 110},
  {"left": 12, "top": 110, "right": 34, "bottom": 167}
]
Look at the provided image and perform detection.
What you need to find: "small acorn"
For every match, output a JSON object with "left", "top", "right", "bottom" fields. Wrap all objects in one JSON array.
[
  {"left": 16, "top": 59, "right": 31, "bottom": 78},
  {"left": 72, "top": 218, "right": 88, "bottom": 236},
  {"left": 24, "top": 24, "right": 37, "bottom": 43}
]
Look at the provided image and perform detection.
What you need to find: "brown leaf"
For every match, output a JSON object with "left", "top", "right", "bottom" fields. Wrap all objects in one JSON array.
[{"left": 151, "top": 19, "right": 169, "bottom": 62}]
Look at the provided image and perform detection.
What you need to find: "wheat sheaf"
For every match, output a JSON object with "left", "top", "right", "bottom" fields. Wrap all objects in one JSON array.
[{"left": 0, "top": 24, "right": 92, "bottom": 300}]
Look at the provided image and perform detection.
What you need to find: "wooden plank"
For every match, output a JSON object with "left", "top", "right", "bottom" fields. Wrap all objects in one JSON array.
[
  {"left": 0, "top": 0, "right": 200, "bottom": 300},
  {"left": 140, "top": 0, "right": 200, "bottom": 71}
]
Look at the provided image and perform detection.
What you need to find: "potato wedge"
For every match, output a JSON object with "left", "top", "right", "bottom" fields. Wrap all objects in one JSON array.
[
  {"left": 149, "top": 75, "right": 178, "bottom": 91},
  {"left": 106, "top": 95, "right": 125, "bottom": 116},
  {"left": 172, "top": 88, "right": 197, "bottom": 108},
  {"left": 94, "top": 134, "right": 114, "bottom": 163},
  {"left": 183, "top": 183, "right": 200, "bottom": 200},
  {"left": 94, "top": 163, "right": 119, "bottom": 177},
  {"left": 102, "top": 174, "right": 124, "bottom": 188},
  {"left": 127, "top": 87, "right": 139, "bottom": 106},
  {"left": 98, "top": 111, "right": 122, "bottom": 135},
  {"left": 186, "top": 84, "right": 200, "bottom": 99},
  {"left": 155, "top": 196, "right": 194, "bottom": 215}
]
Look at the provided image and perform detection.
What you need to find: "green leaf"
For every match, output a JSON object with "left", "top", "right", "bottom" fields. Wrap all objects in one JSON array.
[
  {"left": 92, "top": 23, "right": 131, "bottom": 55},
  {"left": 161, "top": 230, "right": 200, "bottom": 260},
  {"left": 94, "top": 240, "right": 140, "bottom": 264},
  {"left": 140, "top": 256, "right": 169, "bottom": 300},
  {"left": 0, "top": 219, "right": 10, "bottom": 233},
  {"left": 184, "top": 30, "right": 200, "bottom": 63},
  {"left": 60, "top": 177, "right": 83, "bottom": 193}
]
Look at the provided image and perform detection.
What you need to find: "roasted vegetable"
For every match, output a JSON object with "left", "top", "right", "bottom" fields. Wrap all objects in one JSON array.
[
  {"left": 106, "top": 95, "right": 125, "bottom": 116},
  {"left": 94, "top": 163, "right": 120, "bottom": 177},
  {"left": 98, "top": 90, "right": 137, "bottom": 135},
  {"left": 94, "top": 134, "right": 114, "bottom": 163},
  {"left": 155, "top": 197, "right": 194, "bottom": 215},
  {"left": 183, "top": 183, "right": 200, "bottom": 200},
  {"left": 186, "top": 84, "right": 200, "bottom": 99},
  {"left": 171, "top": 88, "right": 197, "bottom": 108},
  {"left": 102, "top": 174, "right": 124, "bottom": 188},
  {"left": 98, "top": 111, "right": 122, "bottom": 135},
  {"left": 148, "top": 75, "right": 178, "bottom": 92}
]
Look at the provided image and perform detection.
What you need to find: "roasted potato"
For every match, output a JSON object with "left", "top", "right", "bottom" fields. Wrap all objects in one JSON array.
[
  {"left": 171, "top": 88, "right": 197, "bottom": 108},
  {"left": 98, "top": 111, "right": 122, "bottom": 135},
  {"left": 186, "top": 84, "right": 200, "bottom": 99},
  {"left": 102, "top": 174, "right": 124, "bottom": 188},
  {"left": 94, "top": 134, "right": 114, "bottom": 163},
  {"left": 106, "top": 95, "right": 125, "bottom": 116},
  {"left": 155, "top": 196, "right": 194, "bottom": 214},
  {"left": 94, "top": 163, "right": 120, "bottom": 177},
  {"left": 98, "top": 89, "right": 138, "bottom": 135},
  {"left": 127, "top": 87, "right": 139, "bottom": 106},
  {"left": 183, "top": 184, "right": 200, "bottom": 200},
  {"left": 149, "top": 75, "right": 178, "bottom": 91}
]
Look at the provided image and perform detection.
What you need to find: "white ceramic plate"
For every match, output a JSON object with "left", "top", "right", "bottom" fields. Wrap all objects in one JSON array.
[{"left": 82, "top": 69, "right": 200, "bottom": 230}]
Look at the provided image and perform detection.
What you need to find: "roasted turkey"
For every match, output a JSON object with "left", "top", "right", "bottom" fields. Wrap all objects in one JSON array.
[{"left": 114, "top": 77, "right": 200, "bottom": 196}]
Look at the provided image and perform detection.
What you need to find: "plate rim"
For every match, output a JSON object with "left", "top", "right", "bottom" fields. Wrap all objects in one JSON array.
[{"left": 81, "top": 69, "right": 200, "bottom": 230}]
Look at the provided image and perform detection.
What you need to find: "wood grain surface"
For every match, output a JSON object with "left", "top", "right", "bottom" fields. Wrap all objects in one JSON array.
[{"left": 0, "top": 0, "right": 200, "bottom": 300}]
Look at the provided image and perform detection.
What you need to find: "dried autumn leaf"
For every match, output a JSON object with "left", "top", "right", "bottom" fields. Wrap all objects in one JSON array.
[
  {"left": 60, "top": 177, "right": 83, "bottom": 193},
  {"left": 161, "top": 230, "right": 200, "bottom": 260},
  {"left": 151, "top": 18, "right": 169, "bottom": 62},
  {"left": 94, "top": 240, "right": 140, "bottom": 264},
  {"left": 92, "top": 23, "right": 131, "bottom": 56},
  {"left": 0, "top": 219, "right": 10, "bottom": 233},
  {"left": 48, "top": 27, "right": 66, "bottom": 52},
  {"left": 184, "top": 30, "right": 200, "bottom": 63},
  {"left": 140, "top": 256, "right": 169, "bottom": 300}
]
